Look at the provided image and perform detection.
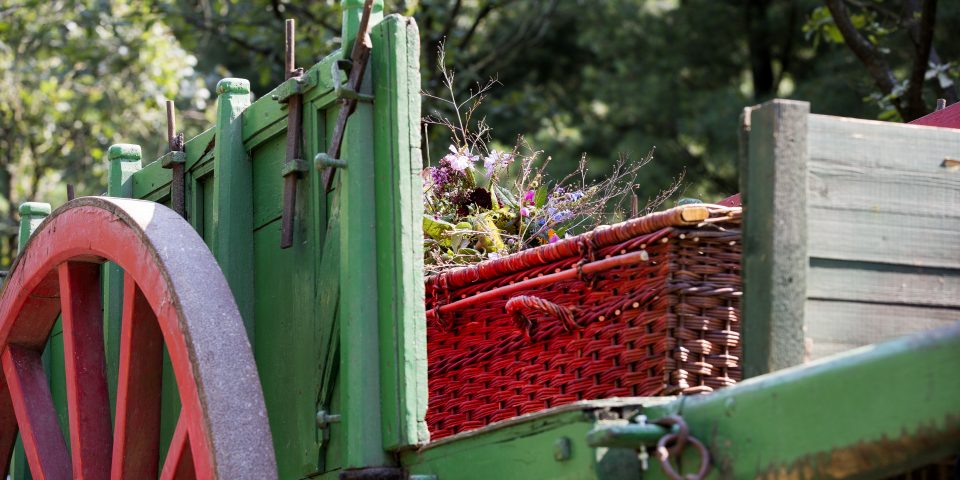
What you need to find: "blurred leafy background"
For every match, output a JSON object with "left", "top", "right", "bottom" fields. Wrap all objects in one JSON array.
[{"left": 0, "top": 0, "right": 957, "bottom": 265}]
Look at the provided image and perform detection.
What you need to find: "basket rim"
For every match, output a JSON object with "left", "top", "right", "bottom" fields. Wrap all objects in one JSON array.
[{"left": 426, "top": 203, "right": 741, "bottom": 292}]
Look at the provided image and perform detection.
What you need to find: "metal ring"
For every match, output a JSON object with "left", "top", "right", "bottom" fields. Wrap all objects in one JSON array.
[
  {"left": 653, "top": 415, "right": 690, "bottom": 455},
  {"left": 656, "top": 432, "right": 711, "bottom": 480}
]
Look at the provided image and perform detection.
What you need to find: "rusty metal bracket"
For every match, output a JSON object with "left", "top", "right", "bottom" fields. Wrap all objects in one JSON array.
[
  {"left": 162, "top": 100, "right": 187, "bottom": 218},
  {"left": 280, "top": 19, "right": 305, "bottom": 249},
  {"left": 331, "top": 59, "right": 374, "bottom": 103},
  {"left": 272, "top": 72, "right": 317, "bottom": 105},
  {"left": 158, "top": 151, "right": 187, "bottom": 169},
  {"left": 320, "top": 0, "right": 376, "bottom": 192}
]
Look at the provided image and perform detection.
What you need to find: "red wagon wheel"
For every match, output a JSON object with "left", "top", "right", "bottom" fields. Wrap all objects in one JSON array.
[{"left": 0, "top": 197, "right": 276, "bottom": 479}]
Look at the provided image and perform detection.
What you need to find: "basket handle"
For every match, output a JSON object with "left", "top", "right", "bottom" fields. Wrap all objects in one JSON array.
[{"left": 505, "top": 295, "right": 580, "bottom": 334}]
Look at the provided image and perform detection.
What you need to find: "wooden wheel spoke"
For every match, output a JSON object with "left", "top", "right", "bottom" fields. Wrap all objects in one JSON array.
[
  {"left": 159, "top": 415, "right": 196, "bottom": 480},
  {"left": 1, "top": 345, "right": 71, "bottom": 479},
  {"left": 59, "top": 261, "right": 112, "bottom": 479},
  {"left": 0, "top": 198, "right": 275, "bottom": 479},
  {"left": 111, "top": 273, "right": 164, "bottom": 480},
  {"left": 0, "top": 375, "right": 18, "bottom": 477}
]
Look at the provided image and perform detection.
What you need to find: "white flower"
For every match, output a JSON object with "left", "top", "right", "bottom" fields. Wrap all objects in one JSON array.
[
  {"left": 483, "top": 149, "right": 514, "bottom": 172},
  {"left": 444, "top": 144, "right": 477, "bottom": 173}
]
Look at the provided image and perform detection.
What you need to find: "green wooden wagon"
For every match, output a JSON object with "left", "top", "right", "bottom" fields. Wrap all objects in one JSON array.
[{"left": 1, "top": 1, "right": 958, "bottom": 478}]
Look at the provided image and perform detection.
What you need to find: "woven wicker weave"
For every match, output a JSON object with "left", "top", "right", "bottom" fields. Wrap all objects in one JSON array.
[{"left": 424, "top": 204, "right": 742, "bottom": 439}]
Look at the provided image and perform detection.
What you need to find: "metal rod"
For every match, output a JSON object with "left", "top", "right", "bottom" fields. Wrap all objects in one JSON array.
[
  {"left": 166, "top": 100, "right": 176, "bottom": 150},
  {"left": 66, "top": 184, "right": 75, "bottom": 201},
  {"left": 285, "top": 19, "right": 296, "bottom": 80},
  {"left": 321, "top": 0, "right": 376, "bottom": 191},
  {"left": 165, "top": 99, "right": 186, "bottom": 218},
  {"left": 936, "top": 98, "right": 947, "bottom": 111},
  {"left": 280, "top": 18, "right": 302, "bottom": 249}
]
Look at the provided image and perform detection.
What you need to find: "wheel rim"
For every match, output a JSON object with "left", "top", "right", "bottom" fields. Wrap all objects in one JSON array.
[{"left": 0, "top": 197, "right": 276, "bottom": 479}]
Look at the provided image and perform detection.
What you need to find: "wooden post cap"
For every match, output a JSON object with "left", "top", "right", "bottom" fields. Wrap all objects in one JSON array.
[
  {"left": 107, "top": 144, "right": 142, "bottom": 162},
  {"left": 216, "top": 78, "right": 251, "bottom": 96}
]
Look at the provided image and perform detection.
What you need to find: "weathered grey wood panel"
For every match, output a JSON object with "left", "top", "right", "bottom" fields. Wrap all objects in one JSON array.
[
  {"left": 808, "top": 259, "right": 960, "bottom": 308},
  {"left": 807, "top": 114, "right": 960, "bottom": 269},
  {"left": 803, "top": 114, "right": 960, "bottom": 359},
  {"left": 742, "top": 102, "right": 960, "bottom": 371},
  {"left": 806, "top": 300, "right": 959, "bottom": 359}
]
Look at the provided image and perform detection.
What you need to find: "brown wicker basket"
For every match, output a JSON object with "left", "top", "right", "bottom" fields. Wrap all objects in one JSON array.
[{"left": 424, "top": 204, "right": 742, "bottom": 439}]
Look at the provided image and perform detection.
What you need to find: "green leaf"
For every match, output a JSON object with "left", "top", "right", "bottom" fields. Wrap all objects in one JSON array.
[
  {"left": 423, "top": 215, "right": 455, "bottom": 244},
  {"left": 534, "top": 186, "right": 548, "bottom": 208}
]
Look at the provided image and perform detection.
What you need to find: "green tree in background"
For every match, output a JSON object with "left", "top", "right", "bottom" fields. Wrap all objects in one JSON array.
[
  {"left": 0, "top": 0, "right": 208, "bottom": 263},
  {"left": 1, "top": 0, "right": 957, "bottom": 267}
]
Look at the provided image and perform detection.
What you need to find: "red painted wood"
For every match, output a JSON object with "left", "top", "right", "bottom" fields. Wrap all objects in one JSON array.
[
  {"left": 111, "top": 273, "right": 164, "bottom": 480},
  {"left": 159, "top": 415, "right": 196, "bottom": 480},
  {"left": 0, "top": 376, "right": 17, "bottom": 477},
  {"left": 717, "top": 193, "right": 741, "bottom": 207},
  {"left": 1, "top": 345, "right": 72, "bottom": 479},
  {"left": 908, "top": 102, "right": 960, "bottom": 128},
  {"left": 60, "top": 261, "right": 112, "bottom": 480}
]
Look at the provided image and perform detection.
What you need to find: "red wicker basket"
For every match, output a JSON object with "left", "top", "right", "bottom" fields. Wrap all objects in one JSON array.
[{"left": 424, "top": 204, "right": 743, "bottom": 439}]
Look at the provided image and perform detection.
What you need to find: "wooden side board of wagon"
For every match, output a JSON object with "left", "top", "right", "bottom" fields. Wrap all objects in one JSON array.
[{"left": 739, "top": 99, "right": 960, "bottom": 377}]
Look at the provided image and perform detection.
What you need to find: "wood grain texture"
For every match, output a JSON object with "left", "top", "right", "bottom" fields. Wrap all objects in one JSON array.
[
  {"left": 111, "top": 274, "right": 164, "bottom": 480},
  {"left": 59, "top": 262, "right": 112, "bottom": 480},
  {"left": 372, "top": 15, "right": 428, "bottom": 449},
  {"left": 741, "top": 99, "right": 809, "bottom": 377},
  {"left": 808, "top": 259, "right": 960, "bottom": 308},
  {"left": 2, "top": 346, "right": 71, "bottom": 479},
  {"left": 807, "top": 114, "right": 960, "bottom": 268},
  {"left": 212, "top": 79, "right": 255, "bottom": 342},
  {"left": 805, "top": 300, "right": 959, "bottom": 359}
]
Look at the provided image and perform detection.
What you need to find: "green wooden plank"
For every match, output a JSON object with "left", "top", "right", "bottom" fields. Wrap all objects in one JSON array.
[
  {"left": 401, "top": 399, "right": 664, "bottom": 480},
  {"left": 252, "top": 220, "right": 321, "bottom": 479},
  {"left": 242, "top": 54, "right": 336, "bottom": 148},
  {"left": 337, "top": 2, "right": 390, "bottom": 469},
  {"left": 250, "top": 133, "right": 287, "bottom": 230},
  {"left": 130, "top": 160, "right": 170, "bottom": 201},
  {"left": 371, "top": 14, "right": 428, "bottom": 451},
  {"left": 211, "top": 78, "right": 255, "bottom": 341},
  {"left": 741, "top": 99, "right": 809, "bottom": 378}
]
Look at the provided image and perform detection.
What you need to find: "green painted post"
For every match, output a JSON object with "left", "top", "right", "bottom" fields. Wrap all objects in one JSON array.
[
  {"left": 103, "top": 144, "right": 142, "bottom": 409},
  {"left": 338, "top": 5, "right": 392, "bottom": 468},
  {"left": 371, "top": 15, "right": 429, "bottom": 449},
  {"left": 212, "top": 78, "right": 255, "bottom": 341},
  {"left": 741, "top": 99, "right": 809, "bottom": 378},
  {"left": 10, "top": 201, "right": 51, "bottom": 480},
  {"left": 17, "top": 202, "right": 51, "bottom": 253}
]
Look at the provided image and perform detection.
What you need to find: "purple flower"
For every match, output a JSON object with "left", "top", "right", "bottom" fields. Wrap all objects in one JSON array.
[
  {"left": 520, "top": 207, "right": 530, "bottom": 217},
  {"left": 430, "top": 166, "right": 452, "bottom": 187},
  {"left": 565, "top": 190, "right": 585, "bottom": 202},
  {"left": 523, "top": 190, "right": 535, "bottom": 203},
  {"left": 552, "top": 209, "right": 573, "bottom": 222},
  {"left": 483, "top": 150, "right": 514, "bottom": 171},
  {"left": 443, "top": 145, "right": 478, "bottom": 173},
  {"left": 548, "top": 231, "right": 560, "bottom": 244}
]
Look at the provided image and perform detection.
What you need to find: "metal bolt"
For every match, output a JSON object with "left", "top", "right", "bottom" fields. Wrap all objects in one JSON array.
[
  {"left": 553, "top": 437, "right": 572, "bottom": 461},
  {"left": 316, "top": 410, "right": 342, "bottom": 428}
]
